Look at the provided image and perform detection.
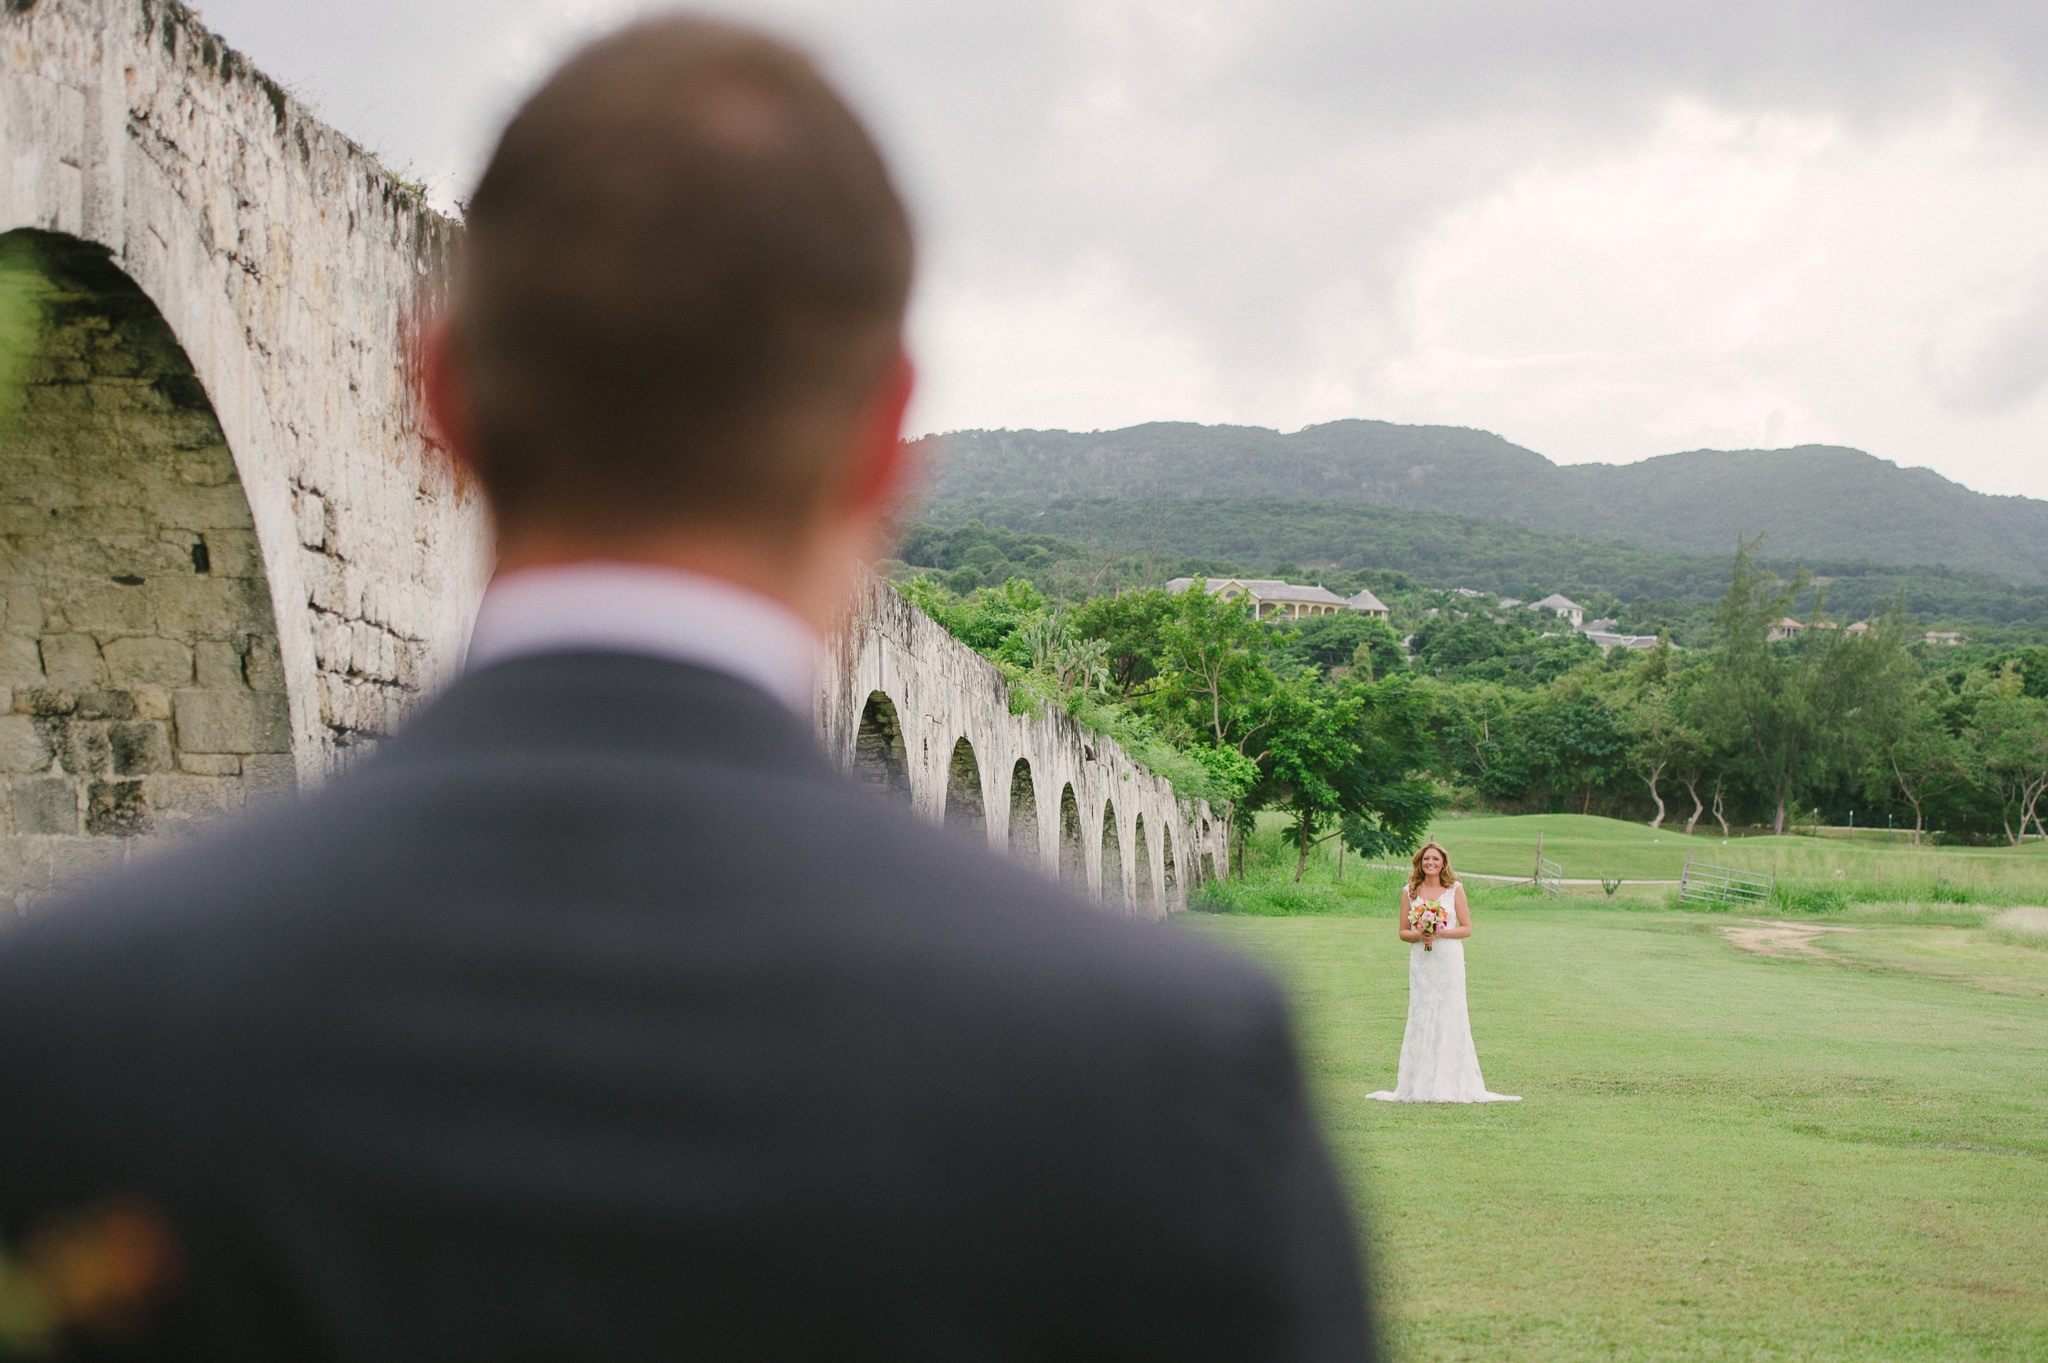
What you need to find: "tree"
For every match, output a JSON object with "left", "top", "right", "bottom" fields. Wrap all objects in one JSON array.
[
  {"left": 1251, "top": 676, "right": 1440, "bottom": 882},
  {"left": 1862, "top": 668, "right": 1964, "bottom": 844},
  {"left": 1071, "top": 589, "right": 1173, "bottom": 696},
  {"left": 1618, "top": 642, "right": 1698, "bottom": 830},
  {"left": 1967, "top": 664, "right": 2048, "bottom": 846},
  {"left": 1272, "top": 613, "right": 1405, "bottom": 680},
  {"left": 1524, "top": 680, "right": 1628, "bottom": 815},
  {"left": 1151, "top": 581, "right": 1280, "bottom": 754},
  {"left": 1697, "top": 538, "right": 1894, "bottom": 834}
]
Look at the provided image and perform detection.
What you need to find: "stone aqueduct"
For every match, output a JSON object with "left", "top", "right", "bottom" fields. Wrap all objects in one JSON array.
[{"left": 0, "top": 0, "right": 1222, "bottom": 914}]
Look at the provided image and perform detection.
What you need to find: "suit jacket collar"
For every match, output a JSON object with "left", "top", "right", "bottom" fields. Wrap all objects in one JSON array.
[{"left": 376, "top": 651, "right": 835, "bottom": 779}]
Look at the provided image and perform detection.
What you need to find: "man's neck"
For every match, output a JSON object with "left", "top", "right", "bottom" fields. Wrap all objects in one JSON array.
[{"left": 490, "top": 522, "right": 867, "bottom": 638}]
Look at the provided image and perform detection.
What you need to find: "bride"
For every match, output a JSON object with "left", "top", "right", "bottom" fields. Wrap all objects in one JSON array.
[{"left": 1367, "top": 842, "right": 1519, "bottom": 1104}]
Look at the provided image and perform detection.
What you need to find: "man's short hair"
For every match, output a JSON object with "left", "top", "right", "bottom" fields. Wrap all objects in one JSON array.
[{"left": 452, "top": 15, "right": 914, "bottom": 538}]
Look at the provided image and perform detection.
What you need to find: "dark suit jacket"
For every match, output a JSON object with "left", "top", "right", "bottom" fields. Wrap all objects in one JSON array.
[{"left": 0, "top": 653, "right": 1372, "bottom": 1361}]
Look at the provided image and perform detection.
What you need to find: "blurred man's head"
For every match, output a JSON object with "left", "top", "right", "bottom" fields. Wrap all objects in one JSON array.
[{"left": 430, "top": 14, "right": 916, "bottom": 617}]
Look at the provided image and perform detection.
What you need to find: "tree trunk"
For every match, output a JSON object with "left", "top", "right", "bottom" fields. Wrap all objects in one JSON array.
[
  {"left": 1682, "top": 776, "right": 1704, "bottom": 836},
  {"left": 1773, "top": 791, "right": 1788, "bottom": 836},
  {"left": 1712, "top": 782, "right": 1731, "bottom": 838},
  {"left": 1294, "top": 820, "right": 1311, "bottom": 883},
  {"left": 1642, "top": 761, "right": 1667, "bottom": 830}
]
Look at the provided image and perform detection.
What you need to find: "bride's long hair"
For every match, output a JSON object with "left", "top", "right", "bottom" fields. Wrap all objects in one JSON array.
[{"left": 1407, "top": 841, "right": 1456, "bottom": 897}]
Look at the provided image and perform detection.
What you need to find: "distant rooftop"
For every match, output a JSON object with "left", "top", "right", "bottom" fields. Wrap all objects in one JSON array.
[{"left": 1167, "top": 577, "right": 1380, "bottom": 610}]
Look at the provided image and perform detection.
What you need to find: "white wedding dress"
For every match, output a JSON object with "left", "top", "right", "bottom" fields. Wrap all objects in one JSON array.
[{"left": 1367, "top": 889, "right": 1519, "bottom": 1104}]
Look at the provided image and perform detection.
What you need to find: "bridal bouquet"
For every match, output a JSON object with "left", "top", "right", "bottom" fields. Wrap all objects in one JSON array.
[{"left": 1408, "top": 900, "right": 1450, "bottom": 950}]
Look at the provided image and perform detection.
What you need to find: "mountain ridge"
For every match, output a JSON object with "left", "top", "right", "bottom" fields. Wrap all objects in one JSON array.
[{"left": 915, "top": 421, "right": 2048, "bottom": 585}]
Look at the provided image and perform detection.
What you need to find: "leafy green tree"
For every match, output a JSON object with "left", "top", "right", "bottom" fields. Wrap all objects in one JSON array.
[
  {"left": 1523, "top": 680, "right": 1628, "bottom": 815},
  {"left": 1249, "top": 676, "right": 1440, "bottom": 881},
  {"left": 1860, "top": 658, "right": 1965, "bottom": 843},
  {"left": 1149, "top": 581, "right": 1280, "bottom": 754},
  {"left": 1966, "top": 664, "right": 2048, "bottom": 845},
  {"left": 1617, "top": 642, "right": 1699, "bottom": 829},
  {"left": 1335, "top": 676, "right": 1442, "bottom": 862},
  {"left": 1427, "top": 681, "right": 1541, "bottom": 804},
  {"left": 1697, "top": 539, "right": 1896, "bottom": 834},
  {"left": 1071, "top": 590, "right": 1174, "bottom": 696},
  {"left": 1272, "top": 613, "right": 1405, "bottom": 680}
]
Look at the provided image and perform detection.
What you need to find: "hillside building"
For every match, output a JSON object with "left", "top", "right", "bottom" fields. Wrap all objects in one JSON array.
[
  {"left": 1528, "top": 593, "right": 1586, "bottom": 627},
  {"left": 1165, "top": 577, "right": 1385, "bottom": 621}
]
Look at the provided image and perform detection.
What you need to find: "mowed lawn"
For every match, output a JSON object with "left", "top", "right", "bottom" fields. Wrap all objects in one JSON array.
[
  {"left": 1426, "top": 811, "right": 2048, "bottom": 895},
  {"left": 1184, "top": 900, "right": 2048, "bottom": 1362}
]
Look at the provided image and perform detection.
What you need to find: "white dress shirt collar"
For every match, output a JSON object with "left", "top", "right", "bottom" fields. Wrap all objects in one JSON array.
[{"left": 464, "top": 562, "right": 819, "bottom": 718}]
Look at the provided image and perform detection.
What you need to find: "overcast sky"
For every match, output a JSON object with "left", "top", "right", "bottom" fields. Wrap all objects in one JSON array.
[{"left": 194, "top": 0, "right": 2048, "bottom": 500}]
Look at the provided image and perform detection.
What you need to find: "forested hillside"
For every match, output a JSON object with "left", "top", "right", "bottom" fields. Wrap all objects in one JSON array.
[
  {"left": 916, "top": 422, "right": 2048, "bottom": 585},
  {"left": 921, "top": 496, "right": 2048, "bottom": 628}
]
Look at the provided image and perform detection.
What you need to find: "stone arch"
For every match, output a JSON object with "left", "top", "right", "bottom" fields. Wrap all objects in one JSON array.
[
  {"left": 1, "top": 230, "right": 298, "bottom": 906},
  {"left": 1007, "top": 758, "right": 1039, "bottom": 861},
  {"left": 1132, "top": 815, "right": 1156, "bottom": 915},
  {"left": 853, "top": 691, "right": 910, "bottom": 803},
  {"left": 1163, "top": 830, "right": 1180, "bottom": 905},
  {"left": 1099, "top": 800, "right": 1126, "bottom": 911},
  {"left": 943, "top": 735, "right": 985, "bottom": 835},
  {"left": 1057, "top": 783, "right": 1086, "bottom": 888}
]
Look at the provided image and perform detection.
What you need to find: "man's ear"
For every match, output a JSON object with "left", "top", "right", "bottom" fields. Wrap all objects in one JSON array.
[
  {"left": 420, "top": 313, "right": 480, "bottom": 477},
  {"left": 841, "top": 349, "right": 917, "bottom": 516}
]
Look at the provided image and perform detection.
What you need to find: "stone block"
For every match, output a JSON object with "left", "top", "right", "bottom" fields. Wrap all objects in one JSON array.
[
  {"left": 16, "top": 688, "right": 74, "bottom": 717},
  {"left": 0, "top": 633, "right": 45, "bottom": 687},
  {"left": 241, "top": 753, "right": 299, "bottom": 800},
  {"left": 46, "top": 835, "right": 130, "bottom": 891},
  {"left": 103, "top": 636, "right": 193, "bottom": 687},
  {"left": 176, "top": 455, "right": 235, "bottom": 488},
  {"left": 140, "top": 773, "right": 246, "bottom": 826},
  {"left": 149, "top": 479, "right": 255, "bottom": 532},
  {"left": 0, "top": 836, "right": 57, "bottom": 903},
  {"left": 201, "top": 529, "right": 263, "bottom": 577},
  {"left": 74, "top": 691, "right": 136, "bottom": 720},
  {"left": 85, "top": 779, "right": 149, "bottom": 836},
  {"left": 194, "top": 638, "right": 246, "bottom": 690},
  {"left": 54, "top": 720, "right": 113, "bottom": 780},
  {"left": 39, "top": 633, "right": 106, "bottom": 689},
  {"left": 10, "top": 777, "right": 80, "bottom": 835},
  {"left": 243, "top": 635, "right": 286, "bottom": 692},
  {"left": 47, "top": 580, "right": 156, "bottom": 633},
  {"left": 149, "top": 577, "right": 247, "bottom": 635},
  {"left": 110, "top": 721, "right": 172, "bottom": 775},
  {"left": 295, "top": 489, "right": 327, "bottom": 550},
  {"left": 0, "top": 583, "right": 45, "bottom": 636},
  {"left": 130, "top": 686, "right": 171, "bottom": 721},
  {"left": 173, "top": 690, "right": 291, "bottom": 754},
  {"left": 177, "top": 753, "right": 240, "bottom": 776},
  {"left": 0, "top": 716, "right": 54, "bottom": 774}
]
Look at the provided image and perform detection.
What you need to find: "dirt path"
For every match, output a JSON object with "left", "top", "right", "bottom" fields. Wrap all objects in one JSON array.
[{"left": 1718, "top": 920, "right": 1859, "bottom": 958}]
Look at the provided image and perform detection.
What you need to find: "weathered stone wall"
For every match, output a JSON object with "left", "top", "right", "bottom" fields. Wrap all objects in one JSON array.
[
  {"left": 1, "top": 0, "right": 493, "bottom": 790},
  {"left": 1, "top": 0, "right": 1219, "bottom": 917},
  {"left": 821, "top": 576, "right": 1223, "bottom": 917},
  {"left": 1, "top": 231, "right": 293, "bottom": 900}
]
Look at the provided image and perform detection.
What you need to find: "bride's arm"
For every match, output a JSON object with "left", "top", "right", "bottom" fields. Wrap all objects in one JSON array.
[
  {"left": 1437, "top": 883, "right": 1474, "bottom": 939},
  {"left": 1396, "top": 891, "right": 1424, "bottom": 941}
]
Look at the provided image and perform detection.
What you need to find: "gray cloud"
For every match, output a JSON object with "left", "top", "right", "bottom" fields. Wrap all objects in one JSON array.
[{"left": 189, "top": 1, "right": 2048, "bottom": 495}]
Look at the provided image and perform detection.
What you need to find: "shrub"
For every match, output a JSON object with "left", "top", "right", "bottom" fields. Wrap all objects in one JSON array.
[{"left": 1771, "top": 880, "right": 1852, "bottom": 915}]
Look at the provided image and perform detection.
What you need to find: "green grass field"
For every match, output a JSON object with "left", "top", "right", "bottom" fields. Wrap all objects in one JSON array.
[
  {"left": 1424, "top": 812, "right": 2048, "bottom": 902},
  {"left": 1182, "top": 866, "right": 2048, "bottom": 1360}
]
